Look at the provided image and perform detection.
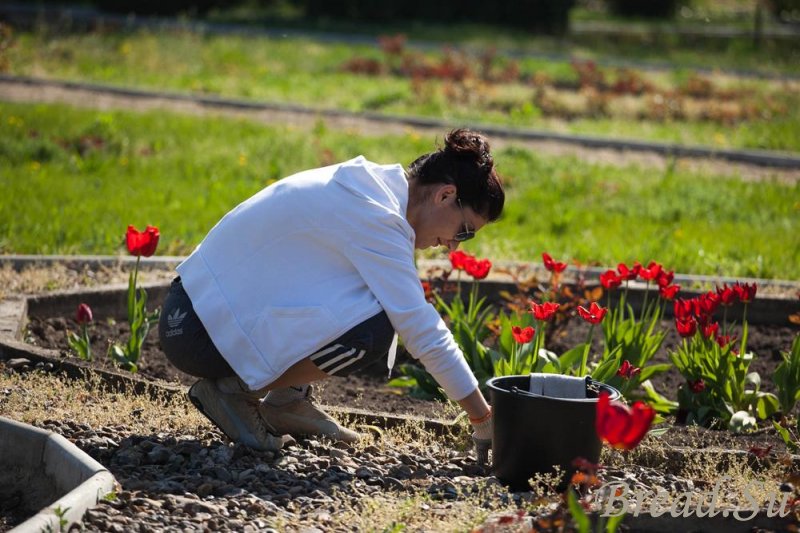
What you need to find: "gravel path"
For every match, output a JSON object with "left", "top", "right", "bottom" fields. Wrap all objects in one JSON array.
[
  {"left": 33, "top": 418, "right": 707, "bottom": 532},
  {"left": 1, "top": 361, "right": 794, "bottom": 531},
  {"left": 40, "top": 419, "right": 504, "bottom": 532}
]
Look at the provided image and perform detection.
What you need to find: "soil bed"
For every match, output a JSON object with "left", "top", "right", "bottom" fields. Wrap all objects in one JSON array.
[
  {"left": 23, "top": 315, "right": 452, "bottom": 420},
  {"left": 24, "top": 306, "right": 800, "bottom": 452}
]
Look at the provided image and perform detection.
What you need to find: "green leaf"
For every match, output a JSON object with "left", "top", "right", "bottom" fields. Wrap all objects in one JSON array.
[
  {"left": 566, "top": 489, "right": 591, "bottom": 533},
  {"left": 559, "top": 344, "right": 587, "bottom": 372},
  {"left": 605, "top": 512, "right": 626, "bottom": 533},
  {"left": 591, "top": 353, "right": 621, "bottom": 384},
  {"left": 641, "top": 380, "right": 679, "bottom": 414},
  {"left": 755, "top": 393, "right": 780, "bottom": 419},
  {"left": 647, "top": 427, "right": 669, "bottom": 438},
  {"left": 772, "top": 421, "right": 799, "bottom": 452},
  {"left": 745, "top": 372, "right": 761, "bottom": 391},
  {"left": 637, "top": 363, "right": 671, "bottom": 382},
  {"left": 387, "top": 376, "right": 416, "bottom": 388}
]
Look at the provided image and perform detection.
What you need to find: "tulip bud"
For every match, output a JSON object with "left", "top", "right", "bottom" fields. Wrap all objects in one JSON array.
[{"left": 76, "top": 303, "right": 93, "bottom": 325}]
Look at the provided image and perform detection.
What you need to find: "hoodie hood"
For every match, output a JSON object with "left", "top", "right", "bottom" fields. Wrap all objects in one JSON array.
[{"left": 332, "top": 156, "right": 408, "bottom": 218}]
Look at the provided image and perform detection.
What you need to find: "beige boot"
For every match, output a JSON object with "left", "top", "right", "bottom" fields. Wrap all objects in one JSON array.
[
  {"left": 259, "top": 385, "right": 362, "bottom": 443},
  {"left": 188, "top": 377, "right": 284, "bottom": 452}
]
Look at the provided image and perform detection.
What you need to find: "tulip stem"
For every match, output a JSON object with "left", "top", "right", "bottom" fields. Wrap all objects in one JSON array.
[
  {"left": 580, "top": 324, "right": 595, "bottom": 377},
  {"left": 639, "top": 281, "right": 650, "bottom": 322},
  {"left": 722, "top": 306, "right": 729, "bottom": 335},
  {"left": 531, "top": 321, "right": 543, "bottom": 370}
]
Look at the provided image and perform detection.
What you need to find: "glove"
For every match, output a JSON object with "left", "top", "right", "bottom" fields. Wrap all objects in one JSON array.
[{"left": 471, "top": 412, "right": 493, "bottom": 466}]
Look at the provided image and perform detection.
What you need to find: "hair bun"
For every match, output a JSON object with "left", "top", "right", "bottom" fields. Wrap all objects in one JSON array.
[{"left": 443, "top": 128, "right": 494, "bottom": 170}]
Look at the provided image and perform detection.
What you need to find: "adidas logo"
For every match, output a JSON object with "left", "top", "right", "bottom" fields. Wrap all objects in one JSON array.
[{"left": 167, "top": 307, "right": 188, "bottom": 328}]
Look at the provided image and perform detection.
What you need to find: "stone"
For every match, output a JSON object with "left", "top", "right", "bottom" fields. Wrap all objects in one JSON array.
[
  {"left": 146, "top": 445, "right": 173, "bottom": 464},
  {"left": 6, "top": 358, "right": 31, "bottom": 369},
  {"left": 211, "top": 445, "right": 235, "bottom": 464},
  {"left": 328, "top": 448, "right": 347, "bottom": 459},
  {"left": 355, "top": 466, "right": 374, "bottom": 479}
]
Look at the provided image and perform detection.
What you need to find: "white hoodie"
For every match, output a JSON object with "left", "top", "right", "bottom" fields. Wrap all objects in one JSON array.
[{"left": 177, "top": 156, "right": 479, "bottom": 401}]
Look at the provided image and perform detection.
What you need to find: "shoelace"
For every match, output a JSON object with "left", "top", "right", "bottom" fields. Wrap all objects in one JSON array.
[{"left": 241, "top": 396, "right": 279, "bottom": 435}]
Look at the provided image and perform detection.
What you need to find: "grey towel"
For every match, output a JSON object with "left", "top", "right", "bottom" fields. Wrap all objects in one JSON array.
[{"left": 529, "top": 374, "right": 587, "bottom": 399}]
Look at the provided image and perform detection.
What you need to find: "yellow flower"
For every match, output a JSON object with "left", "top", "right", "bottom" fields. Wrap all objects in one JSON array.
[
  {"left": 238, "top": 153, "right": 247, "bottom": 167},
  {"left": 30, "top": 161, "right": 41, "bottom": 171},
  {"left": 120, "top": 42, "right": 132, "bottom": 56}
]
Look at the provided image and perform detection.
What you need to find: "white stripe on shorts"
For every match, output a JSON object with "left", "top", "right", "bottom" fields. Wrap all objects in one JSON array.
[
  {"left": 317, "top": 347, "right": 357, "bottom": 372},
  {"left": 326, "top": 349, "right": 367, "bottom": 376},
  {"left": 310, "top": 344, "right": 344, "bottom": 363}
]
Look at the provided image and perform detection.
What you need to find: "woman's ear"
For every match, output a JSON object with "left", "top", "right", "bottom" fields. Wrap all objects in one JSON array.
[{"left": 433, "top": 184, "right": 458, "bottom": 206}]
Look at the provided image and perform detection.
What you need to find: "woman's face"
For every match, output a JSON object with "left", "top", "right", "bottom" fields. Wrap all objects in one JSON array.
[{"left": 411, "top": 184, "right": 488, "bottom": 251}]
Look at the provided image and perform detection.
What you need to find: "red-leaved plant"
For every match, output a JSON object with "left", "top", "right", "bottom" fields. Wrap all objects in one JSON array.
[{"left": 107, "top": 225, "right": 161, "bottom": 372}]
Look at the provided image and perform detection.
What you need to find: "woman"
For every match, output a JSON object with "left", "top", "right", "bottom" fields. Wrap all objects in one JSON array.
[{"left": 159, "top": 128, "right": 504, "bottom": 457}]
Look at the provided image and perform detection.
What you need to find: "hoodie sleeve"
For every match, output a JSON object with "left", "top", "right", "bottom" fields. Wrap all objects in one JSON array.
[{"left": 343, "top": 212, "right": 479, "bottom": 402}]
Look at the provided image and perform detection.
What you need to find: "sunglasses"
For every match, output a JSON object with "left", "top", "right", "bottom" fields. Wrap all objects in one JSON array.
[{"left": 454, "top": 198, "right": 475, "bottom": 242}]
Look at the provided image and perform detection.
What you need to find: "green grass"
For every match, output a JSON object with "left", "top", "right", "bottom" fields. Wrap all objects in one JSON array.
[
  {"left": 1, "top": 101, "right": 797, "bottom": 279},
  {"left": 6, "top": 28, "right": 800, "bottom": 152}
]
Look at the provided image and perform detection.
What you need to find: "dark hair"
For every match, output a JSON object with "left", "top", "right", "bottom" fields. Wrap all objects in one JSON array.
[{"left": 408, "top": 128, "right": 504, "bottom": 221}]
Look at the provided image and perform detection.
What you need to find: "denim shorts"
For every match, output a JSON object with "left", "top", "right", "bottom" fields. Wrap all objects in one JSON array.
[{"left": 158, "top": 277, "right": 395, "bottom": 379}]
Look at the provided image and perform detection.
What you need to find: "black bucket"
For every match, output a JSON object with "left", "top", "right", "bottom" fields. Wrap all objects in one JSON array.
[{"left": 487, "top": 374, "right": 621, "bottom": 491}]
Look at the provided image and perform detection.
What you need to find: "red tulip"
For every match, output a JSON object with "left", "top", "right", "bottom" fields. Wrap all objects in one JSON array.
[
  {"left": 656, "top": 269, "right": 674, "bottom": 288},
  {"left": 659, "top": 284, "right": 680, "bottom": 301},
  {"left": 701, "top": 322, "right": 719, "bottom": 339},
  {"left": 449, "top": 250, "right": 472, "bottom": 271},
  {"left": 511, "top": 325, "right": 535, "bottom": 344},
  {"left": 542, "top": 252, "right": 567, "bottom": 273},
  {"left": 464, "top": 257, "right": 491, "bottom": 280},
  {"left": 688, "top": 379, "right": 706, "bottom": 393},
  {"left": 693, "top": 292, "right": 720, "bottom": 319},
  {"left": 676, "top": 316, "right": 697, "bottom": 338},
  {"left": 673, "top": 298, "right": 693, "bottom": 320},
  {"left": 616, "top": 360, "right": 641, "bottom": 380},
  {"left": 595, "top": 392, "right": 655, "bottom": 451},
  {"left": 733, "top": 282, "right": 757, "bottom": 304},
  {"left": 638, "top": 261, "right": 663, "bottom": 282},
  {"left": 530, "top": 301, "right": 560, "bottom": 322},
  {"left": 600, "top": 269, "right": 622, "bottom": 290},
  {"left": 76, "top": 303, "right": 93, "bottom": 325},
  {"left": 715, "top": 334, "right": 737, "bottom": 349},
  {"left": 577, "top": 302, "right": 607, "bottom": 324},
  {"left": 716, "top": 284, "right": 738, "bottom": 307},
  {"left": 126, "top": 225, "right": 160, "bottom": 257},
  {"left": 617, "top": 262, "right": 641, "bottom": 281}
]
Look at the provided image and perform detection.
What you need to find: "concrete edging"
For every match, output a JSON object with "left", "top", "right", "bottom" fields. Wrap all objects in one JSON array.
[
  {"left": 3, "top": 254, "right": 799, "bottom": 325},
  {"left": 0, "top": 416, "right": 117, "bottom": 533}
]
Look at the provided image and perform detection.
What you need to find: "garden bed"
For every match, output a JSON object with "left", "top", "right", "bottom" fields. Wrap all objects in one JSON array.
[
  {"left": 4, "top": 276, "right": 800, "bottom": 531},
  {"left": 16, "top": 281, "right": 800, "bottom": 453}
]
